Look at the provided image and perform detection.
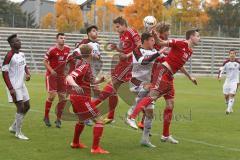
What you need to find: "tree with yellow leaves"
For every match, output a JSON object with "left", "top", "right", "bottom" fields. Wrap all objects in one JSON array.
[
  {"left": 41, "top": 13, "right": 55, "bottom": 29},
  {"left": 87, "top": 0, "right": 121, "bottom": 32},
  {"left": 123, "top": 0, "right": 165, "bottom": 31},
  {"left": 174, "top": 0, "right": 209, "bottom": 32},
  {"left": 55, "top": 0, "right": 83, "bottom": 32}
]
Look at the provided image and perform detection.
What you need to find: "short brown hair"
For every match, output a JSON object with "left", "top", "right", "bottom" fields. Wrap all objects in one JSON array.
[
  {"left": 113, "top": 16, "right": 127, "bottom": 26},
  {"left": 186, "top": 29, "right": 199, "bottom": 40},
  {"left": 156, "top": 22, "right": 171, "bottom": 34},
  {"left": 229, "top": 49, "right": 236, "bottom": 54},
  {"left": 80, "top": 44, "right": 92, "bottom": 58},
  {"left": 141, "top": 32, "right": 153, "bottom": 44},
  {"left": 56, "top": 32, "right": 65, "bottom": 39}
]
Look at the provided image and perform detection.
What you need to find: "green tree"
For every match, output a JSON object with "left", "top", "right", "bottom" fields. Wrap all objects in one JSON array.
[
  {"left": 0, "top": 0, "right": 36, "bottom": 28},
  {"left": 206, "top": 0, "right": 240, "bottom": 37}
]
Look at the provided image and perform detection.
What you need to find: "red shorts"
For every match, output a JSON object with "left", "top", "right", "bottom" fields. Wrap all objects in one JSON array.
[
  {"left": 151, "top": 63, "right": 174, "bottom": 97},
  {"left": 45, "top": 75, "right": 66, "bottom": 93},
  {"left": 111, "top": 61, "right": 132, "bottom": 82},
  {"left": 163, "top": 79, "right": 175, "bottom": 100},
  {"left": 70, "top": 95, "right": 100, "bottom": 121}
]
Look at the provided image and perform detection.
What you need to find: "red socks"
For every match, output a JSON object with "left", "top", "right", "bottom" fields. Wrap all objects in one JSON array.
[
  {"left": 130, "top": 97, "right": 153, "bottom": 119},
  {"left": 56, "top": 100, "right": 67, "bottom": 120},
  {"left": 44, "top": 101, "right": 52, "bottom": 119},
  {"left": 107, "top": 95, "right": 118, "bottom": 119},
  {"left": 92, "top": 122, "right": 104, "bottom": 149},
  {"left": 163, "top": 107, "right": 173, "bottom": 137},
  {"left": 73, "top": 122, "right": 85, "bottom": 144}
]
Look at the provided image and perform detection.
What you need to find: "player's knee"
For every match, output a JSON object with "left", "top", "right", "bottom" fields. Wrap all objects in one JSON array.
[
  {"left": 22, "top": 101, "right": 30, "bottom": 113},
  {"left": 48, "top": 93, "right": 56, "bottom": 101},
  {"left": 58, "top": 94, "right": 66, "bottom": 102},
  {"left": 145, "top": 109, "right": 154, "bottom": 119}
]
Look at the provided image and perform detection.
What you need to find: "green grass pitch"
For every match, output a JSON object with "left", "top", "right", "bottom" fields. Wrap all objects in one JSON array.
[{"left": 0, "top": 74, "right": 240, "bottom": 160}]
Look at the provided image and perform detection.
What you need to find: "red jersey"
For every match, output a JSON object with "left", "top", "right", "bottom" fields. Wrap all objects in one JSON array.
[
  {"left": 164, "top": 39, "right": 193, "bottom": 74},
  {"left": 119, "top": 28, "right": 140, "bottom": 62},
  {"left": 44, "top": 45, "right": 71, "bottom": 76},
  {"left": 69, "top": 62, "right": 93, "bottom": 96}
]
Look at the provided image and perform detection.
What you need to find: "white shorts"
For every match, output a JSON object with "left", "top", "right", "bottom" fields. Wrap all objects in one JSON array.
[
  {"left": 130, "top": 83, "right": 155, "bottom": 110},
  {"left": 7, "top": 84, "right": 30, "bottom": 103},
  {"left": 223, "top": 82, "right": 238, "bottom": 95}
]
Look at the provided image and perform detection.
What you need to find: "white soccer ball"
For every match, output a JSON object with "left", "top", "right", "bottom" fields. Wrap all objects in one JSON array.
[{"left": 143, "top": 16, "right": 157, "bottom": 29}]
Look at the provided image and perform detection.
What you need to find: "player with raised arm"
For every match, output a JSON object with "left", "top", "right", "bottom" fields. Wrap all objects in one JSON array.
[
  {"left": 2, "top": 34, "right": 31, "bottom": 140},
  {"left": 43, "top": 33, "right": 71, "bottom": 128},
  {"left": 126, "top": 29, "right": 200, "bottom": 142},
  {"left": 91, "top": 16, "right": 141, "bottom": 124},
  {"left": 130, "top": 32, "right": 164, "bottom": 147},
  {"left": 218, "top": 49, "right": 240, "bottom": 114},
  {"left": 155, "top": 22, "right": 197, "bottom": 144},
  {"left": 66, "top": 44, "right": 108, "bottom": 154}
]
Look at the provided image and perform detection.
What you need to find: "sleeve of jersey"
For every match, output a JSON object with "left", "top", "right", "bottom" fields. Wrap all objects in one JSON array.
[
  {"left": 141, "top": 52, "right": 160, "bottom": 65},
  {"left": 44, "top": 48, "right": 52, "bottom": 60},
  {"left": 129, "top": 29, "right": 141, "bottom": 45},
  {"left": 70, "top": 65, "right": 87, "bottom": 79},
  {"left": 218, "top": 62, "right": 227, "bottom": 78},
  {"left": 168, "top": 39, "right": 177, "bottom": 48},
  {"left": 1, "top": 52, "right": 14, "bottom": 90},
  {"left": 133, "top": 48, "right": 143, "bottom": 62},
  {"left": 79, "top": 39, "right": 90, "bottom": 45}
]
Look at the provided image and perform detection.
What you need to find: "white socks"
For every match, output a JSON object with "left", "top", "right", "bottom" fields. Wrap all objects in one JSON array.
[
  {"left": 15, "top": 113, "right": 24, "bottom": 134},
  {"left": 143, "top": 116, "right": 152, "bottom": 141},
  {"left": 227, "top": 98, "right": 235, "bottom": 111}
]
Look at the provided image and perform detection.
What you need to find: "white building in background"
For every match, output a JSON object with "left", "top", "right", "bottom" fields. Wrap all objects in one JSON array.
[
  {"left": 20, "top": 0, "right": 55, "bottom": 26},
  {"left": 20, "top": 0, "right": 125, "bottom": 29}
]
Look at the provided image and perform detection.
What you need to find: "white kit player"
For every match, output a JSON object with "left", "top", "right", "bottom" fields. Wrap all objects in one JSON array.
[
  {"left": 129, "top": 32, "right": 164, "bottom": 147},
  {"left": 2, "top": 34, "right": 31, "bottom": 140},
  {"left": 76, "top": 25, "right": 102, "bottom": 98},
  {"left": 218, "top": 49, "right": 240, "bottom": 114}
]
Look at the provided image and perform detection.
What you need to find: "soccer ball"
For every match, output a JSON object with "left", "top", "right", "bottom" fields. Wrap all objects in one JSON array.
[{"left": 143, "top": 16, "right": 157, "bottom": 29}]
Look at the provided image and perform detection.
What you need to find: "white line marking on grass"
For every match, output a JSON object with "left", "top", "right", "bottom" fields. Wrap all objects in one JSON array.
[{"left": 1, "top": 104, "right": 240, "bottom": 152}]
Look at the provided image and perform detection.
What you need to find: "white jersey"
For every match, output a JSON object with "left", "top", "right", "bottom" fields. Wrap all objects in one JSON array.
[
  {"left": 88, "top": 41, "right": 101, "bottom": 56},
  {"left": 219, "top": 59, "right": 240, "bottom": 84},
  {"left": 2, "top": 51, "right": 27, "bottom": 89},
  {"left": 132, "top": 48, "right": 159, "bottom": 82}
]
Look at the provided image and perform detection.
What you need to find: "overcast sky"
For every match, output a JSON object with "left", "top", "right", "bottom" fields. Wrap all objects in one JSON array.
[{"left": 10, "top": 0, "right": 133, "bottom": 6}]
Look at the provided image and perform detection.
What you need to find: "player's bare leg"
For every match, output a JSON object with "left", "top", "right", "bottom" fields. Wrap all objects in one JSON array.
[
  {"left": 55, "top": 92, "right": 66, "bottom": 128},
  {"left": 44, "top": 92, "right": 57, "bottom": 127},
  {"left": 161, "top": 99, "right": 179, "bottom": 144},
  {"left": 226, "top": 94, "right": 235, "bottom": 114}
]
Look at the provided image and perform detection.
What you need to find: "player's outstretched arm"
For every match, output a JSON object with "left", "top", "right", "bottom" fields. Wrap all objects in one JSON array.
[
  {"left": 152, "top": 30, "right": 169, "bottom": 47},
  {"left": 180, "top": 66, "right": 197, "bottom": 85}
]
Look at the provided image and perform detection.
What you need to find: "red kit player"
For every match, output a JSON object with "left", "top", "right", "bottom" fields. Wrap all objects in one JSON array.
[{"left": 43, "top": 33, "right": 71, "bottom": 128}]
